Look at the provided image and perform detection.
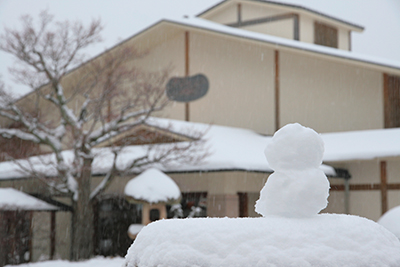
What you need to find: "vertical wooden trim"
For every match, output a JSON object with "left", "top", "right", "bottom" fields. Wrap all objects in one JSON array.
[
  {"left": 383, "top": 73, "right": 389, "bottom": 128},
  {"left": 348, "top": 31, "right": 351, "bottom": 51},
  {"left": 380, "top": 161, "right": 388, "bottom": 215},
  {"left": 185, "top": 31, "right": 190, "bottom": 122},
  {"left": 238, "top": 193, "right": 248, "bottom": 217},
  {"left": 28, "top": 211, "right": 33, "bottom": 263},
  {"left": 293, "top": 14, "right": 299, "bottom": 41},
  {"left": 50, "top": 211, "right": 56, "bottom": 259},
  {"left": 275, "top": 50, "right": 280, "bottom": 131},
  {"left": 237, "top": 3, "right": 242, "bottom": 26}
]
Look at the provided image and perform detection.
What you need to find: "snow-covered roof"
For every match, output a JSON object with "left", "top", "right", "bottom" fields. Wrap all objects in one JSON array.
[
  {"left": 0, "top": 118, "right": 337, "bottom": 180},
  {"left": 197, "top": 0, "right": 364, "bottom": 31},
  {"left": 124, "top": 168, "right": 181, "bottom": 204},
  {"left": 0, "top": 188, "right": 59, "bottom": 211},
  {"left": 0, "top": 118, "right": 399, "bottom": 181},
  {"left": 154, "top": 17, "right": 400, "bottom": 71},
  {"left": 321, "top": 127, "right": 400, "bottom": 162}
]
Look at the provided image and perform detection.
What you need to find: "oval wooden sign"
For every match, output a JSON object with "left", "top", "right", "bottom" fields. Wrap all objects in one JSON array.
[{"left": 166, "top": 74, "right": 209, "bottom": 102}]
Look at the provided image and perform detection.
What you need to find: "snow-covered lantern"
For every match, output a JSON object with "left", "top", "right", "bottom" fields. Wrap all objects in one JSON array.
[{"left": 124, "top": 168, "right": 181, "bottom": 238}]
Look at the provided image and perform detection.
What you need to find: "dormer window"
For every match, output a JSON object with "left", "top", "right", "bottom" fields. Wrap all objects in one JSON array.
[{"left": 314, "top": 22, "right": 338, "bottom": 48}]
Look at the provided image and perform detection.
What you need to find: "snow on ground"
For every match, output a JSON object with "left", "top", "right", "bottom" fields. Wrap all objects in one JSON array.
[
  {"left": 124, "top": 168, "right": 181, "bottom": 203},
  {"left": 0, "top": 188, "right": 58, "bottom": 210},
  {"left": 124, "top": 123, "right": 400, "bottom": 267},
  {"left": 5, "top": 257, "right": 124, "bottom": 267},
  {"left": 378, "top": 205, "right": 400, "bottom": 239}
]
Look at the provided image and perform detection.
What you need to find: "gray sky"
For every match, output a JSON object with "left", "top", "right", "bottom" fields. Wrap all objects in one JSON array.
[{"left": 1, "top": 0, "right": 399, "bottom": 97}]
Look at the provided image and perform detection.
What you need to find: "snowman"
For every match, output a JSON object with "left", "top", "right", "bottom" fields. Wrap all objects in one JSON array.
[{"left": 255, "top": 123, "right": 330, "bottom": 217}]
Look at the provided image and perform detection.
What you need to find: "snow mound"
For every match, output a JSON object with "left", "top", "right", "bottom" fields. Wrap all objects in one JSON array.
[
  {"left": 255, "top": 123, "right": 330, "bottom": 217},
  {"left": 378, "top": 205, "right": 400, "bottom": 239},
  {"left": 124, "top": 215, "right": 400, "bottom": 267},
  {"left": 124, "top": 168, "right": 181, "bottom": 204}
]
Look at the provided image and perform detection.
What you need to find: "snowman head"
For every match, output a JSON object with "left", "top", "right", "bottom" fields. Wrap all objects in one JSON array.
[{"left": 265, "top": 123, "right": 324, "bottom": 171}]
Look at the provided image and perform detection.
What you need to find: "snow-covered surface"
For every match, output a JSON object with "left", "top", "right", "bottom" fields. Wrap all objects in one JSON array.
[
  {"left": 160, "top": 16, "right": 400, "bottom": 71},
  {"left": 255, "top": 123, "right": 329, "bottom": 217},
  {"left": 128, "top": 224, "right": 145, "bottom": 236},
  {"left": 124, "top": 168, "right": 181, "bottom": 204},
  {"left": 0, "top": 188, "right": 58, "bottom": 211},
  {"left": 1, "top": 118, "right": 400, "bottom": 181},
  {"left": 124, "top": 123, "right": 400, "bottom": 267},
  {"left": 124, "top": 215, "right": 400, "bottom": 267},
  {"left": 5, "top": 257, "right": 124, "bottom": 267},
  {"left": 378, "top": 205, "right": 400, "bottom": 239}
]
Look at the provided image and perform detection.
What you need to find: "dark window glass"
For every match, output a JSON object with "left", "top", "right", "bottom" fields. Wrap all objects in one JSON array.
[
  {"left": 314, "top": 22, "right": 338, "bottom": 48},
  {"left": 384, "top": 74, "right": 400, "bottom": 128}
]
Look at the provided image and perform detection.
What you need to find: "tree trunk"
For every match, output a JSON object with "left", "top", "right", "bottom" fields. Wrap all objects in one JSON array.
[{"left": 70, "top": 157, "right": 94, "bottom": 260}]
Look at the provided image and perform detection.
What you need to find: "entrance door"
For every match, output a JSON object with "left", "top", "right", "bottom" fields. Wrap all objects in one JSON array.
[{"left": 94, "top": 198, "right": 141, "bottom": 256}]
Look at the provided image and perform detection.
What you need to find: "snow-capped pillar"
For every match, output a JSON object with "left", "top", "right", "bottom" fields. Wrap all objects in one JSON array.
[{"left": 207, "top": 194, "right": 239, "bottom": 218}]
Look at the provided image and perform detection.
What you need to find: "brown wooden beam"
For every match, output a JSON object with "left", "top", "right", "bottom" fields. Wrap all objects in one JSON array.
[
  {"left": 274, "top": 50, "right": 280, "bottom": 131},
  {"left": 330, "top": 183, "right": 380, "bottom": 191},
  {"left": 293, "top": 14, "right": 299, "bottom": 41},
  {"left": 383, "top": 73, "right": 389, "bottom": 128},
  {"left": 330, "top": 182, "right": 400, "bottom": 191},
  {"left": 237, "top": 3, "right": 242, "bottom": 26},
  {"left": 228, "top": 12, "right": 296, "bottom": 28},
  {"left": 381, "top": 161, "right": 388, "bottom": 214},
  {"left": 50, "top": 211, "right": 56, "bottom": 259},
  {"left": 185, "top": 31, "right": 190, "bottom": 122}
]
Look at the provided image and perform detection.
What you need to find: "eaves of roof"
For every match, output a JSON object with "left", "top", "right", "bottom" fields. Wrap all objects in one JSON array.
[
  {"left": 159, "top": 17, "right": 400, "bottom": 73},
  {"left": 196, "top": 0, "right": 364, "bottom": 31}
]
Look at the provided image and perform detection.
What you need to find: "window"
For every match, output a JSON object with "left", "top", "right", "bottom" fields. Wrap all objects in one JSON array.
[
  {"left": 314, "top": 22, "right": 338, "bottom": 48},
  {"left": 384, "top": 74, "right": 400, "bottom": 128},
  {"left": 168, "top": 192, "right": 207, "bottom": 218}
]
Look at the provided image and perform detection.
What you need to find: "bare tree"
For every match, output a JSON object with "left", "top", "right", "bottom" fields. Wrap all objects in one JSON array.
[{"left": 0, "top": 11, "right": 205, "bottom": 260}]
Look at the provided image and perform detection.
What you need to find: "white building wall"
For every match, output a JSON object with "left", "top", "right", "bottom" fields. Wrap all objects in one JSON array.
[{"left": 280, "top": 50, "right": 383, "bottom": 133}]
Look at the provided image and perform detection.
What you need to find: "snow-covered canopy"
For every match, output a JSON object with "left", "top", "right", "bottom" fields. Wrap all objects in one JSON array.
[
  {"left": 0, "top": 188, "right": 59, "bottom": 211},
  {"left": 124, "top": 168, "right": 181, "bottom": 204},
  {"left": 378, "top": 205, "right": 400, "bottom": 239},
  {"left": 0, "top": 118, "right": 399, "bottom": 180}
]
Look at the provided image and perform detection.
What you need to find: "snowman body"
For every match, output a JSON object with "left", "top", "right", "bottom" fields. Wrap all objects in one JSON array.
[{"left": 255, "top": 123, "right": 330, "bottom": 217}]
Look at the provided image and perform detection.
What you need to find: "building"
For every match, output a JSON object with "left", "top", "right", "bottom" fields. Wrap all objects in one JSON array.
[{"left": 0, "top": 0, "right": 400, "bottom": 262}]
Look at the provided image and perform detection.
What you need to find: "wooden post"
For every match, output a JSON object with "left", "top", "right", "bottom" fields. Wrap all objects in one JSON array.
[
  {"left": 237, "top": 3, "right": 242, "bottom": 26},
  {"left": 293, "top": 14, "right": 299, "bottom": 41},
  {"left": 50, "top": 211, "right": 56, "bottom": 259},
  {"left": 275, "top": 50, "right": 280, "bottom": 131},
  {"left": 380, "top": 161, "right": 388, "bottom": 215},
  {"left": 185, "top": 31, "right": 190, "bottom": 122}
]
